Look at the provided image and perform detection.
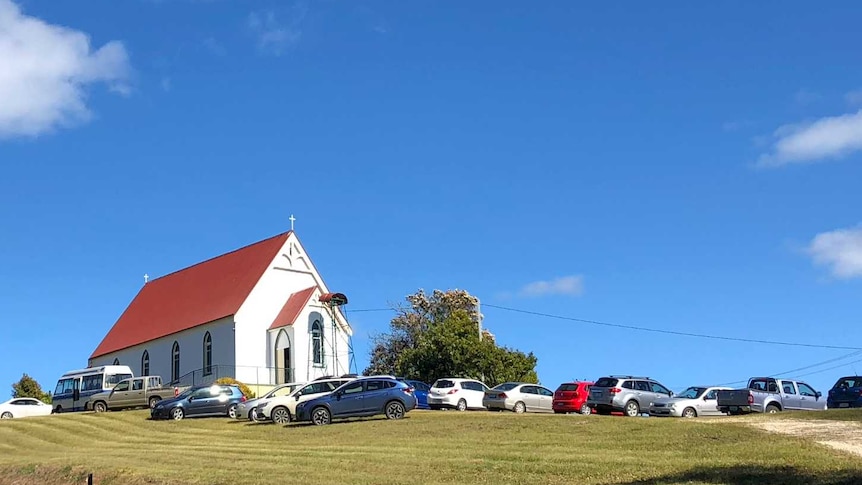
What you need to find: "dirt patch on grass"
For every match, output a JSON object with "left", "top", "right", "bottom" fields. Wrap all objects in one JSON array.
[{"left": 750, "top": 419, "right": 862, "bottom": 457}]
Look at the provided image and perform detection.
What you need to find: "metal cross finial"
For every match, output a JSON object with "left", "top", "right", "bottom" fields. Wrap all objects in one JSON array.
[
  {"left": 289, "top": 214, "right": 296, "bottom": 231},
  {"left": 144, "top": 273, "right": 149, "bottom": 284}
]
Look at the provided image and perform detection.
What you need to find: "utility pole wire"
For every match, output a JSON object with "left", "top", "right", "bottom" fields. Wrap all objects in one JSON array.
[{"left": 482, "top": 304, "right": 862, "bottom": 351}]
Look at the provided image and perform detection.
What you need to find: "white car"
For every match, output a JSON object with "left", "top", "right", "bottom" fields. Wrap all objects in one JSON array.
[
  {"left": 649, "top": 386, "right": 732, "bottom": 418},
  {"left": 256, "top": 377, "right": 353, "bottom": 424},
  {"left": 427, "top": 378, "right": 489, "bottom": 411},
  {"left": 0, "top": 398, "right": 53, "bottom": 419},
  {"left": 235, "top": 382, "right": 304, "bottom": 421}
]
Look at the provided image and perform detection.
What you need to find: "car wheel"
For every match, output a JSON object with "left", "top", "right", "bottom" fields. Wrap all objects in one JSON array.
[
  {"left": 456, "top": 399, "right": 467, "bottom": 412},
  {"left": 171, "top": 407, "right": 184, "bottom": 420},
  {"left": 271, "top": 406, "right": 291, "bottom": 425},
  {"left": 624, "top": 400, "right": 640, "bottom": 417},
  {"left": 682, "top": 407, "right": 697, "bottom": 419},
  {"left": 148, "top": 397, "right": 161, "bottom": 409},
  {"left": 94, "top": 402, "right": 107, "bottom": 413},
  {"left": 766, "top": 404, "right": 780, "bottom": 414},
  {"left": 251, "top": 407, "right": 266, "bottom": 423},
  {"left": 311, "top": 407, "right": 331, "bottom": 426},
  {"left": 227, "top": 404, "right": 238, "bottom": 419},
  {"left": 513, "top": 401, "right": 526, "bottom": 414},
  {"left": 0, "top": 412, "right": 12, "bottom": 419},
  {"left": 386, "top": 401, "right": 406, "bottom": 420},
  {"left": 580, "top": 403, "right": 591, "bottom": 415},
  {"left": 53, "top": 406, "right": 62, "bottom": 414}
]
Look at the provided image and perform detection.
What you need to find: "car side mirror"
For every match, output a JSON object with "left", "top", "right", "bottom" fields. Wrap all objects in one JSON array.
[
  {"left": 294, "top": 394, "right": 300, "bottom": 401},
  {"left": 816, "top": 391, "right": 822, "bottom": 399},
  {"left": 335, "top": 392, "right": 342, "bottom": 401},
  {"left": 668, "top": 391, "right": 674, "bottom": 397}
]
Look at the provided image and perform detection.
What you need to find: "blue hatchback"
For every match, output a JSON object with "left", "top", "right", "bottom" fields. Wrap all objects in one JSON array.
[
  {"left": 295, "top": 377, "right": 417, "bottom": 425},
  {"left": 827, "top": 376, "right": 862, "bottom": 409},
  {"left": 401, "top": 379, "right": 430, "bottom": 410}
]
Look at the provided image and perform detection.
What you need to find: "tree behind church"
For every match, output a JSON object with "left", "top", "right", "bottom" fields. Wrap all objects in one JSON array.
[
  {"left": 11, "top": 373, "right": 52, "bottom": 404},
  {"left": 365, "top": 289, "right": 538, "bottom": 386}
]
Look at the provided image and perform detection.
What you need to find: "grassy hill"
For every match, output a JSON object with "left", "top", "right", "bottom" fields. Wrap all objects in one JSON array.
[{"left": 1, "top": 409, "right": 861, "bottom": 484}]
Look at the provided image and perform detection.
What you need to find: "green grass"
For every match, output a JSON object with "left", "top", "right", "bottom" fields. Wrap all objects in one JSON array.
[{"left": 0, "top": 410, "right": 861, "bottom": 484}]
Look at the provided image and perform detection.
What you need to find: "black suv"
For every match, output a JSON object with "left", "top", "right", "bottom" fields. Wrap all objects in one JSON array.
[{"left": 151, "top": 384, "right": 246, "bottom": 420}]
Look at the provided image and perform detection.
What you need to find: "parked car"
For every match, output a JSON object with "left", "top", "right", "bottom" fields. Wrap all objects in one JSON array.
[
  {"left": 86, "top": 376, "right": 180, "bottom": 412},
  {"left": 235, "top": 382, "right": 303, "bottom": 421},
  {"left": 150, "top": 384, "right": 246, "bottom": 420},
  {"left": 483, "top": 382, "right": 555, "bottom": 413},
  {"left": 716, "top": 377, "right": 825, "bottom": 414},
  {"left": 427, "top": 378, "right": 489, "bottom": 411},
  {"left": 827, "top": 376, "right": 862, "bottom": 409},
  {"left": 0, "top": 398, "right": 53, "bottom": 419},
  {"left": 295, "top": 377, "right": 417, "bottom": 425},
  {"left": 399, "top": 379, "right": 431, "bottom": 410},
  {"left": 553, "top": 381, "right": 593, "bottom": 415},
  {"left": 587, "top": 375, "right": 674, "bottom": 417},
  {"left": 256, "top": 377, "right": 353, "bottom": 424},
  {"left": 649, "top": 386, "right": 731, "bottom": 418}
]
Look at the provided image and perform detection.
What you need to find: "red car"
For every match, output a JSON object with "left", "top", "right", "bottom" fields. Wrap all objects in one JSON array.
[{"left": 553, "top": 381, "right": 593, "bottom": 415}]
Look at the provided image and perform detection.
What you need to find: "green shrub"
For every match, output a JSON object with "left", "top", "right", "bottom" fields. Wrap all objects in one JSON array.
[{"left": 214, "top": 377, "right": 256, "bottom": 399}]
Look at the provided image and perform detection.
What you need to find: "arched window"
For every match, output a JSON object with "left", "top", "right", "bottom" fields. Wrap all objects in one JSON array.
[
  {"left": 141, "top": 351, "right": 149, "bottom": 376},
  {"left": 112, "top": 358, "right": 120, "bottom": 365},
  {"left": 171, "top": 341, "right": 180, "bottom": 383},
  {"left": 312, "top": 320, "right": 323, "bottom": 366},
  {"left": 203, "top": 332, "right": 212, "bottom": 376}
]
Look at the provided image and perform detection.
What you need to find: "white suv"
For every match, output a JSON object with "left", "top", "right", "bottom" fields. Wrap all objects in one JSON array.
[
  {"left": 256, "top": 377, "right": 353, "bottom": 424},
  {"left": 427, "top": 378, "right": 489, "bottom": 411}
]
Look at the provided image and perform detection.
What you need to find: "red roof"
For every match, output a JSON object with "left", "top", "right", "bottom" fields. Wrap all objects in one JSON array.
[
  {"left": 269, "top": 286, "right": 317, "bottom": 330},
  {"left": 90, "top": 231, "right": 291, "bottom": 358}
]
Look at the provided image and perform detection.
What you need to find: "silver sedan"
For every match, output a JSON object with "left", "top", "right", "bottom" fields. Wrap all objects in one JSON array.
[
  {"left": 649, "top": 386, "right": 731, "bottom": 418},
  {"left": 482, "top": 383, "right": 555, "bottom": 413}
]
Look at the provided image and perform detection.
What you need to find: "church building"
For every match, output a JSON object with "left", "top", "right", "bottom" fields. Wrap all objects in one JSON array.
[{"left": 88, "top": 230, "right": 353, "bottom": 388}]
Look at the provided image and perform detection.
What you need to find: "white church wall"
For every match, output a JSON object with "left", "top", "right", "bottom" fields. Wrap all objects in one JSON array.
[
  {"left": 234, "top": 248, "right": 317, "bottom": 383},
  {"left": 89, "top": 316, "right": 235, "bottom": 383},
  {"left": 235, "top": 233, "right": 353, "bottom": 384}
]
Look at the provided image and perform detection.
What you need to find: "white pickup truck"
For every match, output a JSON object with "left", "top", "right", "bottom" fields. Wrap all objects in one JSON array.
[
  {"left": 86, "top": 376, "right": 183, "bottom": 412},
  {"left": 716, "top": 377, "right": 826, "bottom": 414}
]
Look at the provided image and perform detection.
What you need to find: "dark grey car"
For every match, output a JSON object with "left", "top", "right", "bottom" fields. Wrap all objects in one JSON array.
[
  {"left": 587, "top": 375, "right": 673, "bottom": 417},
  {"left": 150, "top": 384, "right": 246, "bottom": 420}
]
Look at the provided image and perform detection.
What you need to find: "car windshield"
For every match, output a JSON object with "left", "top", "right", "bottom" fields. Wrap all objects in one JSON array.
[
  {"left": 433, "top": 380, "right": 455, "bottom": 389},
  {"left": 492, "top": 383, "right": 519, "bottom": 391},
  {"left": 676, "top": 387, "right": 706, "bottom": 399},
  {"left": 176, "top": 388, "right": 195, "bottom": 398}
]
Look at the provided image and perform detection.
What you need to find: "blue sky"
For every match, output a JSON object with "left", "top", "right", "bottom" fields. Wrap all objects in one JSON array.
[{"left": 2, "top": 0, "right": 862, "bottom": 397}]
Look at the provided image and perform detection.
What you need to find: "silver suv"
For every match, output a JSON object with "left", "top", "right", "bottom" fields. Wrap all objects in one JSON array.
[{"left": 587, "top": 375, "right": 673, "bottom": 417}]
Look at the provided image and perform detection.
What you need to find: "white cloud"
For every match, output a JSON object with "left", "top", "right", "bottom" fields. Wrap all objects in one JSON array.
[
  {"left": 757, "top": 110, "right": 862, "bottom": 167},
  {"left": 0, "top": 0, "right": 131, "bottom": 138},
  {"left": 807, "top": 226, "right": 862, "bottom": 279},
  {"left": 518, "top": 275, "right": 585, "bottom": 298},
  {"left": 247, "top": 5, "right": 306, "bottom": 56}
]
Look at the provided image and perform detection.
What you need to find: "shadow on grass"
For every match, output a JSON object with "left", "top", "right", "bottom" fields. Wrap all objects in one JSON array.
[
  {"left": 286, "top": 415, "right": 411, "bottom": 428},
  {"left": 609, "top": 465, "right": 862, "bottom": 485}
]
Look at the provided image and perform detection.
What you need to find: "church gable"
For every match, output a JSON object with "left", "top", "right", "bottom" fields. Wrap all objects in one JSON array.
[{"left": 90, "top": 231, "right": 291, "bottom": 359}]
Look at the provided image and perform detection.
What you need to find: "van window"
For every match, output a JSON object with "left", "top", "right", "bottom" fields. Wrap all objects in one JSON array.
[{"left": 82, "top": 375, "right": 104, "bottom": 392}]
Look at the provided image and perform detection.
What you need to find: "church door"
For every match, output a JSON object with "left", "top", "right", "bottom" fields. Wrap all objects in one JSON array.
[{"left": 274, "top": 330, "right": 292, "bottom": 384}]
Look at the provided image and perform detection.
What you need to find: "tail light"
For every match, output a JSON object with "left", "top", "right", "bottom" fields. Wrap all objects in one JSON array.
[
  {"left": 609, "top": 388, "right": 622, "bottom": 395},
  {"left": 240, "top": 396, "right": 247, "bottom": 403},
  {"left": 447, "top": 389, "right": 459, "bottom": 394},
  {"left": 747, "top": 393, "right": 754, "bottom": 404},
  {"left": 404, "top": 387, "right": 415, "bottom": 394},
  {"left": 498, "top": 393, "right": 507, "bottom": 399},
  {"left": 573, "top": 391, "right": 579, "bottom": 399}
]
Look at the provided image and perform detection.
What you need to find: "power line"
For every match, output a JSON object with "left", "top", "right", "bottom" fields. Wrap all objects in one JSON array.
[
  {"left": 482, "top": 303, "right": 862, "bottom": 351},
  {"left": 791, "top": 357, "right": 862, "bottom": 379},
  {"left": 715, "top": 350, "right": 862, "bottom": 387}
]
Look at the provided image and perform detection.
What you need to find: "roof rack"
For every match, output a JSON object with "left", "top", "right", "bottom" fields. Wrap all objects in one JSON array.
[{"left": 608, "top": 375, "right": 651, "bottom": 380}]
